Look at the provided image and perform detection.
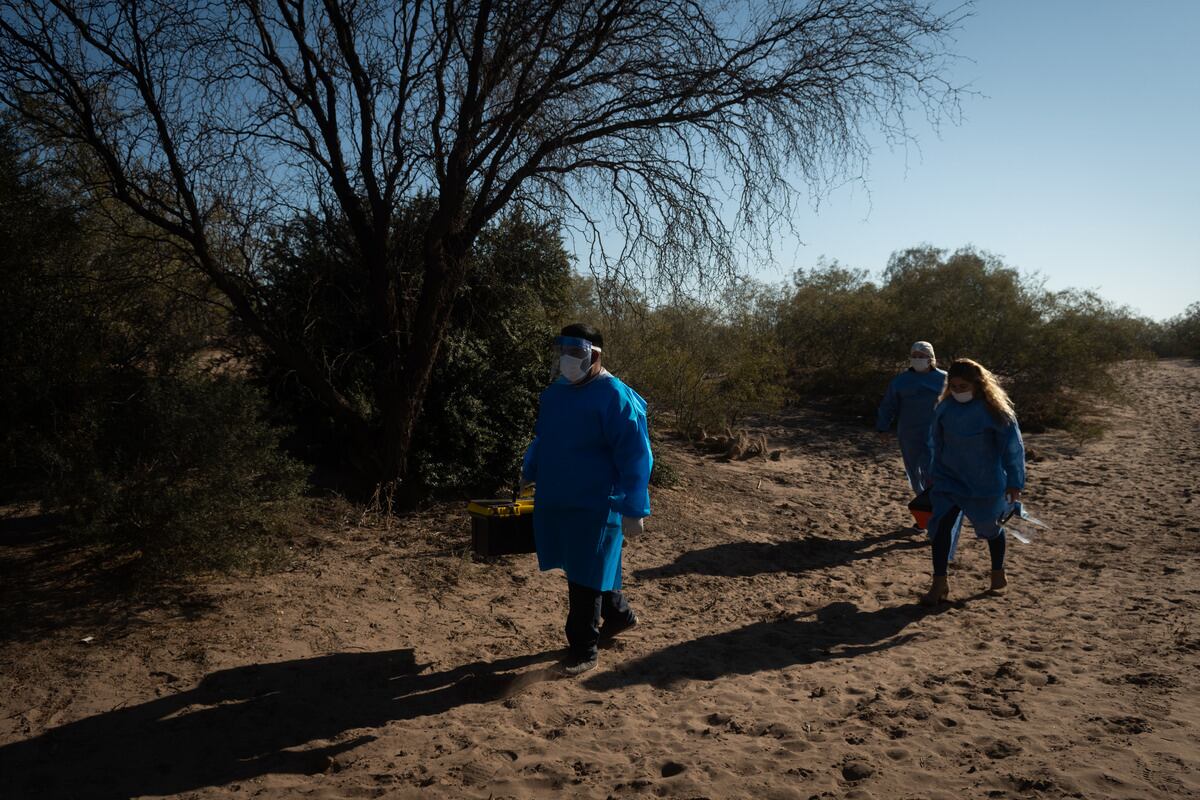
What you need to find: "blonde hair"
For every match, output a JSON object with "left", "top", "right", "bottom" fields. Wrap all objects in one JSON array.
[{"left": 940, "top": 358, "right": 1016, "bottom": 423}]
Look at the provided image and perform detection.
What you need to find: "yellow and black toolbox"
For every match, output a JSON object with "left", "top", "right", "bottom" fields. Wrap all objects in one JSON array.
[{"left": 467, "top": 496, "right": 535, "bottom": 556}]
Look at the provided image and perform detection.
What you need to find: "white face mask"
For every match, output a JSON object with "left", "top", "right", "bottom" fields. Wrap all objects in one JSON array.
[
  {"left": 559, "top": 354, "right": 590, "bottom": 383},
  {"left": 952, "top": 390, "right": 974, "bottom": 403},
  {"left": 910, "top": 358, "right": 931, "bottom": 372}
]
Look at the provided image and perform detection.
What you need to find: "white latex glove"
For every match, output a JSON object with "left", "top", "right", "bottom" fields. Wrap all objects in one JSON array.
[{"left": 622, "top": 516, "right": 644, "bottom": 538}]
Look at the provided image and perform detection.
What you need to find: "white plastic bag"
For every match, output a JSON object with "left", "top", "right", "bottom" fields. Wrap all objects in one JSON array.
[{"left": 1002, "top": 501, "right": 1048, "bottom": 544}]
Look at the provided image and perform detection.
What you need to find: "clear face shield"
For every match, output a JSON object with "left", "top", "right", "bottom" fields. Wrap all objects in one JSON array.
[{"left": 550, "top": 335, "right": 600, "bottom": 384}]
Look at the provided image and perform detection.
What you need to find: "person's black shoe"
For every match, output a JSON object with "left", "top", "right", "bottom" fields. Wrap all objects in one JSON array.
[
  {"left": 599, "top": 611, "right": 639, "bottom": 641},
  {"left": 559, "top": 654, "right": 598, "bottom": 676}
]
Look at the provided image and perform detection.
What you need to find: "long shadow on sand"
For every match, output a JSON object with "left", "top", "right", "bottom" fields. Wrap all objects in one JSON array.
[
  {"left": 585, "top": 600, "right": 943, "bottom": 691},
  {"left": 634, "top": 528, "right": 926, "bottom": 581},
  {"left": 0, "top": 648, "right": 559, "bottom": 799}
]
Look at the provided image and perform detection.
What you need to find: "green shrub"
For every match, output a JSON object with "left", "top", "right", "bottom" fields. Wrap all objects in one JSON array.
[
  {"left": 593, "top": 281, "right": 788, "bottom": 435},
  {"left": 1154, "top": 302, "right": 1200, "bottom": 358},
  {"left": 0, "top": 128, "right": 306, "bottom": 578},
  {"left": 410, "top": 214, "right": 574, "bottom": 494},
  {"left": 1008, "top": 289, "right": 1155, "bottom": 429},
  {"left": 778, "top": 262, "right": 898, "bottom": 417},
  {"left": 547, "top": 246, "right": 1157, "bottom": 438},
  {"left": 649, "top": 459, "right": 679, "bottom": 488},
  {"left": 881, "top": 247, "right": 1045, "bottom": 372},
  {"left": 255, "top": 206, "right": 574, "bottom": 498},
  {"left": 54, "top": 375, "right": 308, "bottom": 577},
  {"left": 779, "top": 246, "right": 1153, "bottom": 432}
]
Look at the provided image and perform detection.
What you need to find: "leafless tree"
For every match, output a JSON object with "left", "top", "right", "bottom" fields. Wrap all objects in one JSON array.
[{"left": 0, "top": 0, "right": 966, "bottom": 488}]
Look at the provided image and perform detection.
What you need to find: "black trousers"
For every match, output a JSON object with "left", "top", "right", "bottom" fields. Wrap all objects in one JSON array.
[
  {"left": 931, "top": 505, "right": 1006, "bottom": 577},
  {"left": 566, "top": 581, "right": 635, "bottom": 660}
]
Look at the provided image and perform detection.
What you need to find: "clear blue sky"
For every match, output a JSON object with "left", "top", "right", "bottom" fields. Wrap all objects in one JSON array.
[{"left": 761, "top": 0, "right": 1200, "bottom": 320}]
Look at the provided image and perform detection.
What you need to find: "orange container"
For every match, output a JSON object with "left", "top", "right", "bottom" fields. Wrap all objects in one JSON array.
[{"left": 908, "top": 488, "right": 933, "bottom": 530}]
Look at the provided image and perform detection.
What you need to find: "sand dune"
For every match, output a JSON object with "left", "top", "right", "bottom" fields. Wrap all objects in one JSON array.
[{"left": 2, "top": 359, "right": 1197, "bottom": 799}]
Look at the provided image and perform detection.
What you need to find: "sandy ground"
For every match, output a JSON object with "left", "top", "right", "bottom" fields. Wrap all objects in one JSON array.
[{"left": 1, "top": 359, "right": 1198, "bottom": 800}]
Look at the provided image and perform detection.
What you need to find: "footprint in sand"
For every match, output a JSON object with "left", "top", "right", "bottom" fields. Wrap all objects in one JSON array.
[
  {"left": 1099, "top": 716, "right": 1153, "bottom": 735},
  {"left": 841, "top": 759, "right": 876, "bottom": 781},
  {"left": 984, "top": 739, "right": 1022, "bottom": 759},
  {"left": 1122, "top": 671, "right": 1180, "bottom": 689}
]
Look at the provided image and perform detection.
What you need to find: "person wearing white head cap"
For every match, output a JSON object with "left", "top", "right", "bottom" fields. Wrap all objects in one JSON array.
[
  {"left": 876, "top": 341, "right": 947, "bottom": 520},
  {"left": 522, "top": 323, "right": 651, "bottom": 676}
]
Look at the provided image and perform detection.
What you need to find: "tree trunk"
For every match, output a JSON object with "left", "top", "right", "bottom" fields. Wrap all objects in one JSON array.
[{"left": 372, "top": 232, "right": 473, "bottom": 500}]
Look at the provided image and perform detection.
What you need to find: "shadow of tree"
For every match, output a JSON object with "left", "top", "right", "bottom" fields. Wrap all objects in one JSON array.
[
  {"left": 0, "top": 513, "right": 217, "bottom": 645},
  {"left": 584, "top": 600, "right": 943, "bottom": 691},
  {"left": 0, "top": 647, "right": 560, "bottom": 799},
  {"left": 633, "top": 527, "right": 926, "bottom": 581}
]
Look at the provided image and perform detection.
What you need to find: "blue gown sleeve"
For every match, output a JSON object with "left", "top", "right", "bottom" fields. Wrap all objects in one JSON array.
[
  {"left": 876, "top": 376, "right": 900, "bottom": 432},
  {"left": 999, "top": 418, "right": 1026, "bottom": 490},
  {"left": 521, "top": 435, "right": 539, "bottom": 483},
  {"left": 603, "top": 385, "right": 653, "bottom": 518}
]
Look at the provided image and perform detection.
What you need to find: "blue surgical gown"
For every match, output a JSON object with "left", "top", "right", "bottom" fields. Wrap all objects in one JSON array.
[
  {"left": 876, "top": 368, "right": 947, "bottom": 493},
  {"left": 927, "top": 397, "right": 1026, "bottom": 558},
  {"left": 521, "top": 373, "right": 653, "bottom": 591}
]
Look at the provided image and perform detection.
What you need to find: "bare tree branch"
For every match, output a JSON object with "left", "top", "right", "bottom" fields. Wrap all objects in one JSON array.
[{"left": 0, "top": 0, "right": 969, "bottom": 483}]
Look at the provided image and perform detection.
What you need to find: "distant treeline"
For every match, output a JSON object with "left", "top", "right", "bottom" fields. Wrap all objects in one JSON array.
[
  {"left": 2, "top": 132, "right": 1195, "bottom": 579},
  {"left": 593, "top": 248, "right": 1196, "bottom": 438}
]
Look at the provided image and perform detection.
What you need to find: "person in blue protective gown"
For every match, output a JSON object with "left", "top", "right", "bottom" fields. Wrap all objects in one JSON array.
[
  {"left": 920, "top": 358, "right": 1026, "bottom": 605},
  {"left": 522, "top": 323, "right": 652, "bottom": 676},
  {"left": 876, "top": 341, "right": 947, "bottom": 508}
]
